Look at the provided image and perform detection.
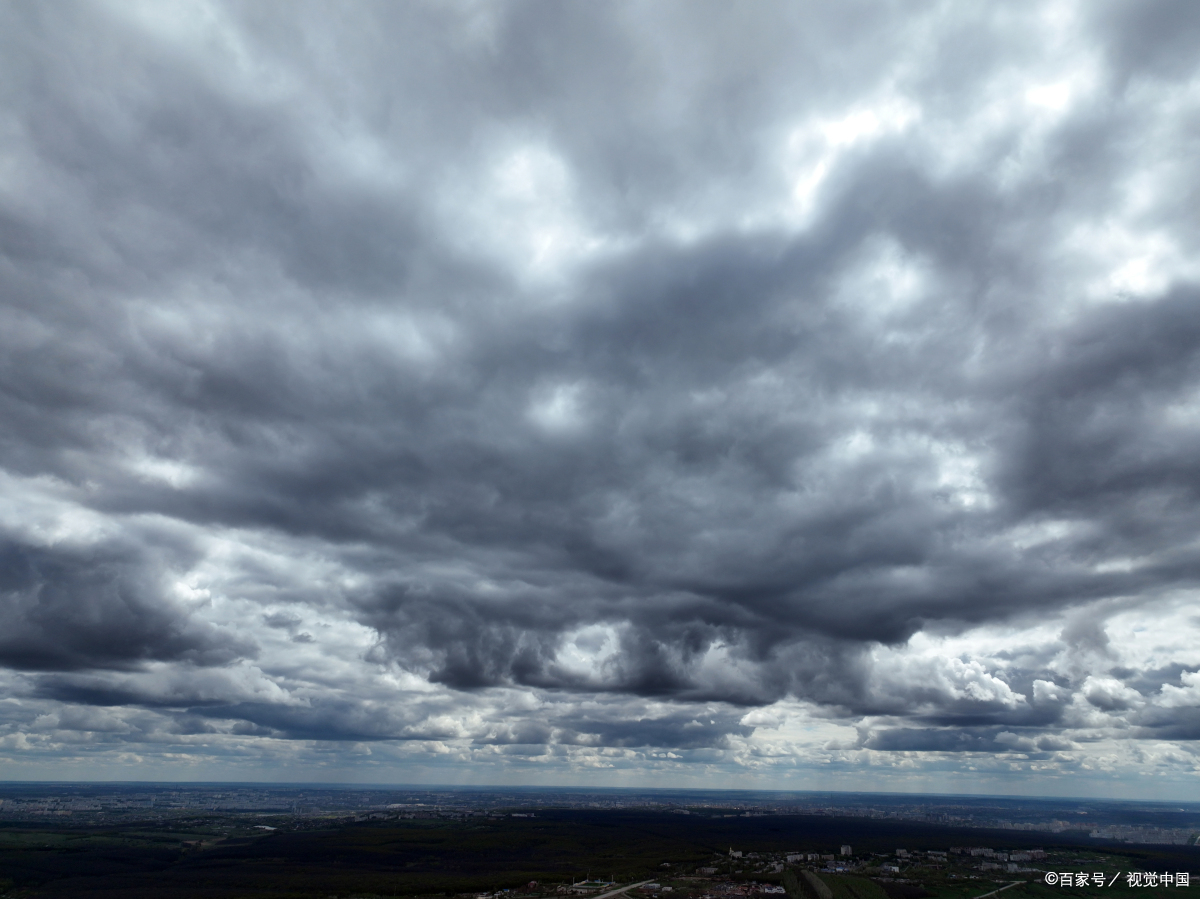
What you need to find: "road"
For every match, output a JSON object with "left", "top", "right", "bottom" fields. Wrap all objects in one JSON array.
[
  {"left": 587, "top": 880, "right": 656, "bottom": 899},
  {"left": 973, "top": 881, "right": 1026, "bottom": 899}
]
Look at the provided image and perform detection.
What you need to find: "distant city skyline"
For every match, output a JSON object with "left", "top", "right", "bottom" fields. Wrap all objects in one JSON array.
[{"left": 2, "top": 1, "right": 1200, "bottom": 797}]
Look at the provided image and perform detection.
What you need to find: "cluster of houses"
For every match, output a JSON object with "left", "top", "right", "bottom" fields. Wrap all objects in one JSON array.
[{"left": 472, "top": 841, "right": 1062, "bottom": 899}]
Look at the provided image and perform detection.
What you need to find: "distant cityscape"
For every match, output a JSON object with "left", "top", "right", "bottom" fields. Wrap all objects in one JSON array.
[{"left": 0, "top": 784, "right": 1196, "bottom": 847}]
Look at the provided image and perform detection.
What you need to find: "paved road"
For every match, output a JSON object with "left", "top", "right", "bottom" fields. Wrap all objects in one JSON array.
[
  {"left": 586, "top": 880, "right": 656, "bottom": 899},
  {"left": 973, "top": 881, "right": 1025, "bottom": 899}
]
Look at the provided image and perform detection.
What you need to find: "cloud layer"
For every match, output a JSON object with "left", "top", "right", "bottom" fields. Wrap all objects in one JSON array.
[{"left": 2, "top": 0, "right": 1200, "bottom": 793}]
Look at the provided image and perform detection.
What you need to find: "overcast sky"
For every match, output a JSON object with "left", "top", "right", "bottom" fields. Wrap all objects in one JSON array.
[{"left": 2, "top": 0, "right": 1200, "bottom": 797}]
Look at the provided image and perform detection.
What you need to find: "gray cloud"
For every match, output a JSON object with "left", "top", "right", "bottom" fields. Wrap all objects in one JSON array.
[
  {"left": 0, "top": 539, "right": 253, "bottom": 672},
  {"left": 2, "top": 0, "right": 1200, "bottom": 785}
]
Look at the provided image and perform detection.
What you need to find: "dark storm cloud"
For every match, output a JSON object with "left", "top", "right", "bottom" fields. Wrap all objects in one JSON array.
[
  {"left": 188, "top": 701, "right": 411, "bottom": 743},
  {"left": 1093, "top": 0, "right": 1200, "bottom": 83},
  {"left": 179, "top": 698, "right": 753, "bottom": 750},
  {"left": 28, "top": 665, "right": 748, "bottom": 750},
  {"left": 1001, "top": 286, "right": 1200, "bottom": 517},
  {"left": 858, "top": 726, "right": 1076, "bottom": 755},
  {"left": 2, "top": 0, "right": 1200, "bottom": 765},
  {"left": 1118, "top": 663, "right": 1200, "bottom": 698},
  {"left": 1132, "top": 710, "right": 1200, "bottom": 742},
  {"left": 0, "top": 539, "right": 253, "bottom": 672},
  {"left": 553, "top": 708, "right": 753, "bottom": 751}
]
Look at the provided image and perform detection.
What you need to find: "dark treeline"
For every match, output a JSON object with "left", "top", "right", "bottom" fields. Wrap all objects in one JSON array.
[{"left": 1, "top": 810, "right": 1196, "bottom": 898}]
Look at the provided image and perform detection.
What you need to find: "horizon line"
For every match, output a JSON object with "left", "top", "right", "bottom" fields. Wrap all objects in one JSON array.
[{"left": 1, "top": 780, "right": 1196, "bottom": 806}]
